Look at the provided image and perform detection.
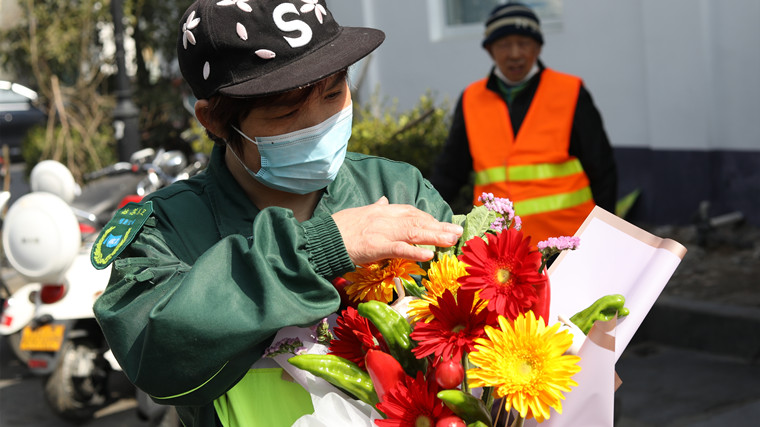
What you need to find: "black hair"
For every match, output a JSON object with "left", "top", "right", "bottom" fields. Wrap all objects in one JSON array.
[{"left": 204, "top": 69, "right": 349, "bottom": 152}]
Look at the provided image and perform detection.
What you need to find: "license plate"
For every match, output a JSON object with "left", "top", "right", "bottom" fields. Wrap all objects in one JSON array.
[{"left": 19, "top": 324, "right": 66, "bottom": 352}]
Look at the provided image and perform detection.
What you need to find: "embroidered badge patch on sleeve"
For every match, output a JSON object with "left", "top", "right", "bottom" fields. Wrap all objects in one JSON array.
[{"left": 90, "top": 201, "right": 154, "bottom": 270}]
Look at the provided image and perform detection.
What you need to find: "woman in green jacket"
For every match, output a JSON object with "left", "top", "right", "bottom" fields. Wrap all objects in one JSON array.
[{"left": 90, "top": 0, "right": 462, "bottom": 426}]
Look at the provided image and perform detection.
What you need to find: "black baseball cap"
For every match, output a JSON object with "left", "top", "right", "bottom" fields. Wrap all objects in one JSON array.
[{"left": 177, "top": 0, "right": 385, "bottom": 99}]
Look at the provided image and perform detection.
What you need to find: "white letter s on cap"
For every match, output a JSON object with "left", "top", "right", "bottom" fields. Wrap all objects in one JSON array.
[{"left": 273, "top": 3, "right": 312, "bottom": 48}]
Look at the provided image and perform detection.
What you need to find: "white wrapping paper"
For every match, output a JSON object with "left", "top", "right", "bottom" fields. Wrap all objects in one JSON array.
[
  {"left": 531, "top": 206, "right": 686, "bottom": 425},
  {"left": 547, "top": 206, "right": 687, "bottom": 361},
  {"left": 268, "top": 320, "right": 381, "bottom": 427},
  {"left": 525, "top": 318, "right": 618, "bottom": 427}
]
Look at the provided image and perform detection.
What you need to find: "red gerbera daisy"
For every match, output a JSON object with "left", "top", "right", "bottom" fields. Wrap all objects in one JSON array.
[
  {"left": 410, "top": 289, "right": 493, "bottom": 362},
  {"left": 375, "top": 371, "right": 455, "bottom": 427},
  {"left": 457, "top": 228, "right": 547, "bottom": 320},
  {"left": 328, "top": 306, "right": 384, "bottom": 369}
]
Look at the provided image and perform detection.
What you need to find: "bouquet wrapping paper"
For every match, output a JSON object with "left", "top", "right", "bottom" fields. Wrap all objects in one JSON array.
[
  {"left": 272, "top": 206, "right": 687, "bottom": 426},
  {"left": 547, "top": 206, "right": 687, "bottom": 361}
]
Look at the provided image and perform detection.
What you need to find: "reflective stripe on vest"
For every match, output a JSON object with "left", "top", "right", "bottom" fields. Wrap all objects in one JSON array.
[
  {"left": 514, "top": 186, "right": 593, "bottom": 217},
  {"left": 475, "top": 157, "right": 586, "bottom": 185}
]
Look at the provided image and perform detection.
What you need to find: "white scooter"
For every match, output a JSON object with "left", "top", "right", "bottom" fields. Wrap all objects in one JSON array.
[
  {"left": 0, "top": 190, "right": 37, "bottom": 364},
  {"left": 0, "top": 160, "right": 91, "bottom": 365},
  {"left": 1, "top": 151, "right": 196, "bottom": 424},
  {"left": 2, "top": 160, "right": 118, "bottom": 422}
]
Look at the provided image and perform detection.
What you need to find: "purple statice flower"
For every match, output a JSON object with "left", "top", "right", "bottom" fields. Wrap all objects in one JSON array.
[
  {"left": 490, "top": 217, "right": 507, "bottom": 232},
  {"left": 310, "top": 318, "right": 334, "bottom": 346},
  {"left": 263, "top": 337, "right": 306, "bottom": 358},
  {"left": 513, "top": 216, "right": 522, "bottom": 231},
  {"left": 537, "top": 236, "right": 581, "bottom": 252},
  {"left": 478, "top": 192, "right": 515, "bottom": 221},
  {"left": 536, "top": 236, "right": 581, "bottom": 274}
]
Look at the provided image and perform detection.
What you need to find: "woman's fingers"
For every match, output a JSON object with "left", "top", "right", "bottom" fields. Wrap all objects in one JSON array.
[{"left": 332, "top": 201, "right": 463, "bottom": 265}]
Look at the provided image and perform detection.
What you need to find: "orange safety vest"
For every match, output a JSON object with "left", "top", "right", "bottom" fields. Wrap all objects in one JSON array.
[{"left": 463, "top": 68, "right": 595, "bottom": 244}]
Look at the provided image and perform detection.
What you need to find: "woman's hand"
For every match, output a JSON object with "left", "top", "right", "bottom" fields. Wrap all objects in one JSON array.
[{"left": 332, "top": 197, "right": 463, "bottom": 265}]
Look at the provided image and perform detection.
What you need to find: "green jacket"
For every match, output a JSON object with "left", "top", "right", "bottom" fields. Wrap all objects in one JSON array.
[{"left": 92, "top": 144, "right": 452, "bottom": 426}]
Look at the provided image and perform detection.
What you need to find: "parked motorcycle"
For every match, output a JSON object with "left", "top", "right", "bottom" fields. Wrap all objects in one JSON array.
[
  {"left": 0, "top": 191, "right": 23, "bottom": 335},
  {"left": 1, "top": 189, "right": 14, "bottom": 308},
  {"left": 1, "top": 149, "right": 203, "bottom": 423},
  {"left": 0, "top": 156, "right": 86, "bottom": 364}
]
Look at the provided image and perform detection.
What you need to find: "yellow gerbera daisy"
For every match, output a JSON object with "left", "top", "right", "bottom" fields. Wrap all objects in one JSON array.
[
  {"left": 407, "top": 254, "right": 469, "bottom": 322},
  {"left": 467, "top": 311, "right": 581, "bottom": 422},
  {"left": 343, "top": 258, "right": 424, "bottom": 303}
]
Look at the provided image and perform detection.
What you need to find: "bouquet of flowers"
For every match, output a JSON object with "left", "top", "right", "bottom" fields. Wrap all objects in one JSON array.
[{"left": 269, "top": 193, "right": 636, "bottom": 427}]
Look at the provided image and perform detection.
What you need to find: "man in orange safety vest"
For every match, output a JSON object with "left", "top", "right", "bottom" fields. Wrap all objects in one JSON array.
[{"left": 432, "top": 2, "right": 618, "bottom": 244}]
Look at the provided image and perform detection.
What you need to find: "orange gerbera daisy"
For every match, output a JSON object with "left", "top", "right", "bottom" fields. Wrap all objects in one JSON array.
[
  {"left": 343, "top": 258, "right": 425, "bottom": 304},
  {"left": 407, "top": 254, "right": 469, "bottom": 323}
]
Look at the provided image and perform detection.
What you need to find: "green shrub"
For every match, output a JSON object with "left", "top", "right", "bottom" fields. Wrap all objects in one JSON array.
[
  {"left": 22, "top": 124, "right": 117, "bottom": 183},
  {"left": 349, "top": 91, "right": 451, "bottom": 179},
  {"left": 184, "top": 119, "right": 216, "bottom": 156}
]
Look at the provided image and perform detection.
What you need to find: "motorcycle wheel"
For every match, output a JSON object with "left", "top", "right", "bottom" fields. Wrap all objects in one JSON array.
[
  {"left": 4, "top": 331, "right": 31, "bottom": 364},
  {"left": 44, "top": 340, "right": 109, "bottom": 422}
]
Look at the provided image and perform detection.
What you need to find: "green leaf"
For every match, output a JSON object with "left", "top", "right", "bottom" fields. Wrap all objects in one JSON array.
[
  {"left": 616, "top": 189, "right": 641, "bottom": 218},
  {"left": 400, "top": 277, "right": 426, "bottom": 299},
  {"left": 456, "top": 205, "right": 498, "bottom": 254}
]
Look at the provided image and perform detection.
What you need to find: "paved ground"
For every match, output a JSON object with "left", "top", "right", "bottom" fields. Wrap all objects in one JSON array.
[
  {"left": 614, "top": 219, "right": 760, "bottom": 426},
  {"left": 0, "top": 328, "right": 145, "bottom": 426},
  {"left": 616, "top": 344, "right": 760, "bottom": 427},
  {"left": 654, "top": 221, "right": 760, "bottom": 308}
]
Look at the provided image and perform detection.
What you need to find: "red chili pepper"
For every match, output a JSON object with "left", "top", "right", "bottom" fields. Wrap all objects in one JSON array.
[
  {"left": 530, "top": 274, "right": 551, "bottom": 326},
  {"left": 365, "top": 349, "right": 406, "bottom": 403},
  {"left": 331, "top": 277, "right": 354, "bottom": 309}
]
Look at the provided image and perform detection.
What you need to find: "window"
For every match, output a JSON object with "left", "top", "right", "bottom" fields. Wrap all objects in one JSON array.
[
  {"left": 428, "top": 0, "right": 563, "bottom": 42},
  {"left": 444, "top": 0, "right": 500, "bottom": 26}
]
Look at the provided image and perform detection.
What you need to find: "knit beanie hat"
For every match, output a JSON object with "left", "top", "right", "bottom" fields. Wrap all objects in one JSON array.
[{"left": 482, "top": 2, "right": 543, "bottom": 48}]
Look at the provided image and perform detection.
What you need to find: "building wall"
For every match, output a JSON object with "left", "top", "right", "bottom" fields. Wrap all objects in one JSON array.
[
  {"left": 330, "top": 0, "right": 760, "bottom": 225},
  {"left": 0, "top": 0, "right": 23, "bottom": 80},
  {"left": 0, "top": 0, "right": 22, "bottom": 29}
]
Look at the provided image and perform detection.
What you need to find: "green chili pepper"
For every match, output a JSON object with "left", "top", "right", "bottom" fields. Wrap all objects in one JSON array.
[
  {"left": 437, "top": 389, "right": 493, "bottom": 427},
  {"left": 570, "top": 294, "right": 630, "bottom": 334},
  {"left": 467, "top": 422, "right": 490, "bottom": 427},
  {"left": 357, "top": 300, "right": 427, "bottom": 376},
  {"left": 288, "top": 354, "right": 378, "bottom": 406}
]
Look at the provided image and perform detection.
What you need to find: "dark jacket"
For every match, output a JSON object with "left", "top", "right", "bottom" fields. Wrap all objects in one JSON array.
[{"left": 432, "top": 63, "right": 618, "bottom": 214}]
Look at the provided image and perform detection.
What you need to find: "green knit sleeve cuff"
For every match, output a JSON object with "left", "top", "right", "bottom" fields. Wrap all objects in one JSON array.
[{"left": 302, "top": 215, "right": 355, "bottom": 280}]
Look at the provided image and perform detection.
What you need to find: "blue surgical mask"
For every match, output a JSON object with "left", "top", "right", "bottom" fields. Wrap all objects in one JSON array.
[{"left": 229, "top": 103, "right": 352, "bottom": 194}]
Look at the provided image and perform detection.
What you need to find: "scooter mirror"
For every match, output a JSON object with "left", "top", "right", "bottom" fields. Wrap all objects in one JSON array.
[
  {"left": 129, "top": 148, "right": 156, "bottom": 166},
  {"left": 29, "top": 160, "right": 80, "bottom": 204},
  {"left": 154, "top": 150, "right": 188, "bottom": 176},
  {"left": 2, "top": 192, "right": 81, "bottom": 283}
]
